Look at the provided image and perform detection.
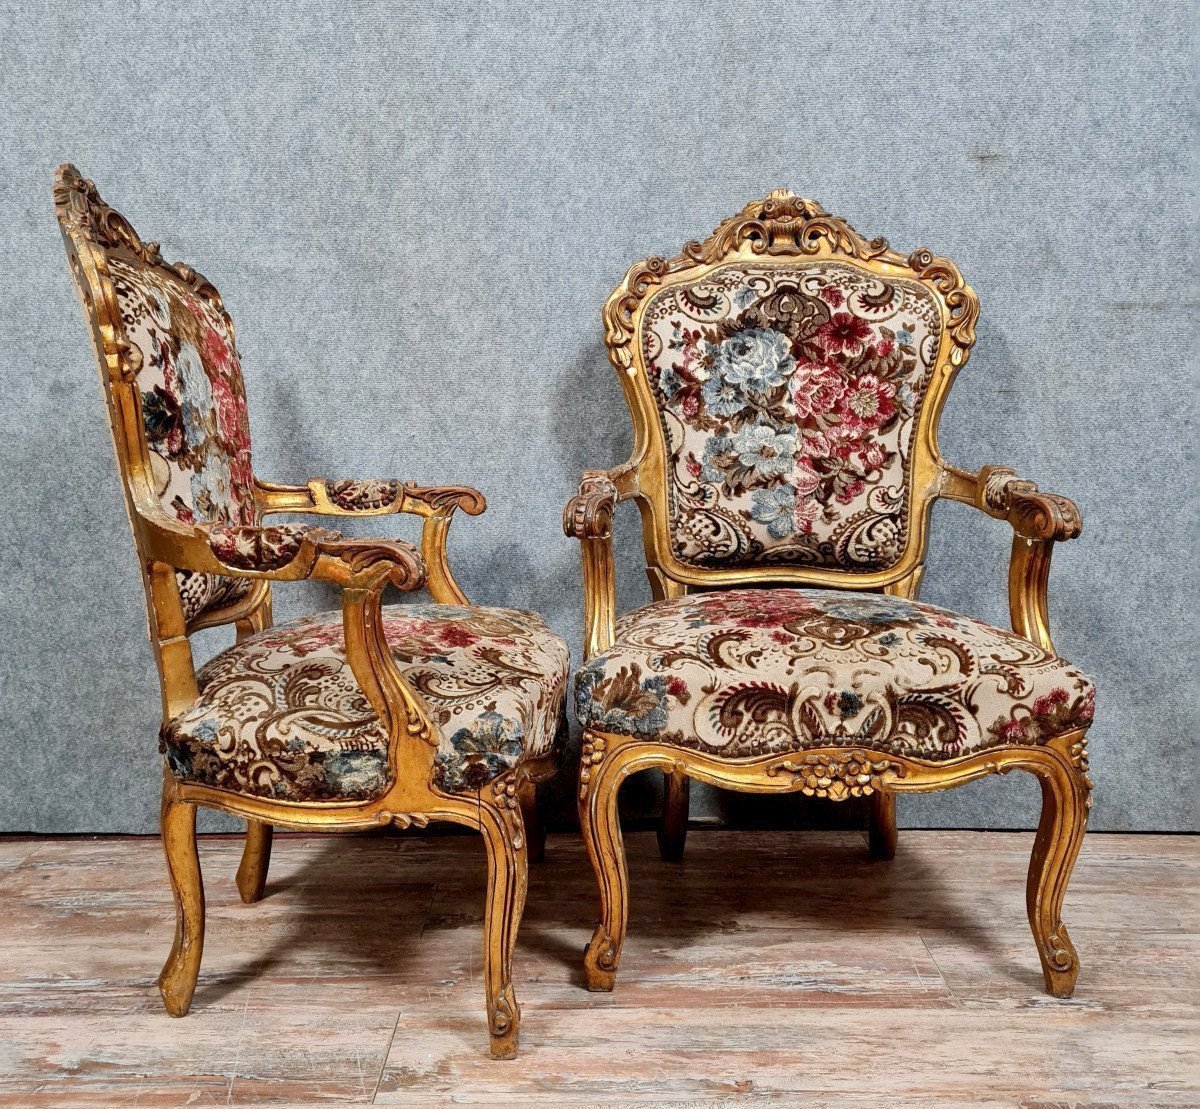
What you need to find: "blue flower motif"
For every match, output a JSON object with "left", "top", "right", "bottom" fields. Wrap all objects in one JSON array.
[
  {"left": 700, "top": 434, "right": 735, "bottom": 483},
  {"left": 896, "top": 329, "right": 914, "bottom": 346},
  {"left": 710, "top": 328, "right": 796, "bottom": 393},
  {"left": 701, "top": 373, "right": 749, "bottom": 417},
  {"left": 732, "top": 423, "right": 796, "bottom": 481},
  {"left": 658, "top": 367, "right": 684, "bottom": 399},
  {"left": 435, "top": 710, "right": 525, "bottom": 792},
  {"left": 750, "top": 484, "right": 797, "bottom": 539},
  {"left": 815, "top": 593, "right": 926, "bottom": 626},
  {"left": 175, "top": 341, "right": 213, "bottom": 451},
  {"left": 575, "top": 660, "right": 669, "bottom": 737}
]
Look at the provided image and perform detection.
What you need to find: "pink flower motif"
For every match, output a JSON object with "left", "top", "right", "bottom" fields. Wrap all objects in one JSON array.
[
  {"left": 817, "top": 311, "right": 872, "bottom": 353},
  {"left": 819, "top": 286, "right": 845, "bottom": 308},
  {"left": 859, "top": 442, "right": 888, "bottom": 470},
  {"left": 1078, "top": 687, "right": 1096, "bottom": 726},
  {"left": 440, "top": 625, "right": 480, "bottom": 648},
  {"left": 835, "top": 479, "right": 865, "bottom": 506},
  {"left": 792, "top": 360, "right": 846, "bottom": 418},
  {"left": 1033, "top": 688, "right": 1069, "bottom": 716},
  {"left": 997, "top": 720, "right": 1030, "bottom": 743},
  {"left": 681, "top": 394, "right": 700, "bottom": 419},
  {"left": 877, "top": 339, "right": 894, "bottom": 356},
  {"left": 211, "top": 371, "right": 250, "bottom": 448},
  {"left": 793, "top": 494, "right": 820, "bottom": 535},
  {"left": 839, "top": 374, "right": 897, "bottom": 432},
  {"left": 686, "top": 456, "right": 702, "bottom": 478},
  {"left": 666, "top": 677, "right": 689, "bottom": 698},
  {"left": 200, "top": 321, "right": 234, "bottom": 375}
]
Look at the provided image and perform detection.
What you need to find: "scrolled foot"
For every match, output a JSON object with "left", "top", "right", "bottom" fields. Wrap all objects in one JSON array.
[
  {"left": 487, "top": 984, "right": 521, "bottom": 1059},
  {"left": 1039, "top": 925, "right": 1080, "bottom": 998},
  {"left": 583, "top": 926, "right": 619, "bottom": 992}
]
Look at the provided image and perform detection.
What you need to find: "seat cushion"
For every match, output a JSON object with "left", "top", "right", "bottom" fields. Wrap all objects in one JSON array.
[
  {"left": 575, "top": 588, "right": 1093, "bottom": 760},
  {"left": 161, "top": 604, "right": 569, "bottom": 801}
]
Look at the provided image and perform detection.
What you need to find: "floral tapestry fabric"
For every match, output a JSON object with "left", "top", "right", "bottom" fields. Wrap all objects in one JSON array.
[
  {"left": 207, "top": 523, "right": 322, "bottom": 571},
  {"left": 576, "top": 589, "right": 1093, "bottom": 760},
  {"left": 161, "top": 604, "right": 569, "bottom": 801},
  {"left": 641, "top": 262, "right": 944, "bottom": 571},
  {"left": 108, "top": 255, "right": 257, "bottom": 621}
]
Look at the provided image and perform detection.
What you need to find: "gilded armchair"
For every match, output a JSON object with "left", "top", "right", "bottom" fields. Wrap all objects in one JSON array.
[
  {"left": 566, "top": 191, "right": 1094, "bottom": 997},
  {"left": 54, "top": 164, "right": 568, "bottom": 1058}
]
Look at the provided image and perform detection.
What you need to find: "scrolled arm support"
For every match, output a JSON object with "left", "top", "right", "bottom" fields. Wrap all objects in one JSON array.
[
  {"left": 564, "top": 471, "right": 622, "bottom": 660},
  {"left": 976, "top": 465, "right": 1082, "bottom": 542},
  {"left": 941, "top": 463, "right": 1083, "bottom": 653},
  {"left": 140, "top": 515, "right": 437, "bottom": 766},
  {"left": 253, "top": 477, "right": 486, "bottom": 605}
]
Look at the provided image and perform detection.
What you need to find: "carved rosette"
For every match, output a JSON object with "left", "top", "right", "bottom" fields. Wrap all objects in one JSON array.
[
  {"left": 578, "top": 734, "right": 607, "bottom": 800},
  {"left": 765, "top": 749, "right": 905, "bottom": 800}
]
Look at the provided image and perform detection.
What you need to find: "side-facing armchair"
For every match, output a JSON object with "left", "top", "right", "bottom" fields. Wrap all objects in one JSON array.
[
  {"left": 54, "top": 164, "right": 569, "bottom": 1058},
  {"left": 566, "top": 191, "right": 1094, "bottom": 997}
]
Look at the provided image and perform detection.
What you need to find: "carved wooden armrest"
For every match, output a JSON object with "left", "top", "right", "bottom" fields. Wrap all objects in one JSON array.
[
  {"left": 564, "top": 471, "right": 623, "bottom": 659},
  {"left": 253, "top": 478, "right": 486, "bottom": 605},
  {"left": 974, "top": 465, "right": 1082, "bottom": 542},
  {"left": 940, "top": 464, "right": 1083, "bottom": 653},
  {"left": 140, "top": 514, "right": 436, "bottom": 751}
]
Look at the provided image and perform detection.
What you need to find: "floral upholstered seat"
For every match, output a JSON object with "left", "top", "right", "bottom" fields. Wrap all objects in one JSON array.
[
  {"left": 566, "top": 191, "right": 1096, "bottom": 1002},
  {"left": 576, "top": 589, "right": 1093, "bottom": 760},
  {"left": 163, "top": 605, "right": 569, "bottom": 802}
]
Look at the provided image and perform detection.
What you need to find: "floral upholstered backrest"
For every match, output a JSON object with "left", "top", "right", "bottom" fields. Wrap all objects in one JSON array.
[
  {"left": 54, "top": 165, "right": 258, "bottom": 622},
  {"left": 605, "top": 190, "right": 978, "bottom": 588}
]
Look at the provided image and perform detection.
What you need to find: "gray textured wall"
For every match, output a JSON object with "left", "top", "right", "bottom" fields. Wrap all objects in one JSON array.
[{"left": 1, "top": 1, "right": 1195, "bottom": 834}]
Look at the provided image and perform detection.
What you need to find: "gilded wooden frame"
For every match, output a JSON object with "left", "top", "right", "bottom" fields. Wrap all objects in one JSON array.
[
  {"left": 565, "top": 190, "right": 1091, "bottom": 997},
  {"left": 54, "top": 164, "right": 552, "bottom": 1058}
]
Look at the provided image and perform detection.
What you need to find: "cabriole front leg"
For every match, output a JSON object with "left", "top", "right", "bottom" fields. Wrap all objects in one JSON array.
[
  {"left": 1026, "top": 737, "right": 1091, "bottom": 997},
  {"left": 477, "top": 779, "right": 529, "bottom": 1059},
  {"left": 158, "top": 791, "right": 205, "bottom": 1016},
  {"left": 579, "top": 731, "right": 629, "bottom": 992}
]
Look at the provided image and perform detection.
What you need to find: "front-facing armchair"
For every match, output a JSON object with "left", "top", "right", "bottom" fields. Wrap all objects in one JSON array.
[
  {"left": 55, "top": 164, "right": 569, "bottom": 1058},
  {"left": 566, "top": 191, "right": 1094, "bottom": 998}
]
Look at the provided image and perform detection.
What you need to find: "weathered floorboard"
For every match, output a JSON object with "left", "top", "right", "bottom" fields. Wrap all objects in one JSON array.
[{"left": 0, "top": 830, "right": 1194, "bottom": 1106}]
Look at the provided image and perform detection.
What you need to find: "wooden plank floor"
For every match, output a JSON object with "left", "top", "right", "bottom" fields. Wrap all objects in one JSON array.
[{"left": 0, "top": 830, "right": 1195, "bottom": 1107}]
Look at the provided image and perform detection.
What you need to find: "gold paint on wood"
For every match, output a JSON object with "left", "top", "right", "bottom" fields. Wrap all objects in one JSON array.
[
  {"left": 566, "top": 191, "right": 1092, "bottom": 1001},
  {"left": 54, "top": 164, "right": 548, "bottom": 1059}
]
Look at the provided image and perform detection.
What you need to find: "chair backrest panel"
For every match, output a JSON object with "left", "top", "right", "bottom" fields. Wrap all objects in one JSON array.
[
  {"left": 641, "top": 260, "right": 943, "bottom": 571},
  {"left": 107, "top": 254, "right": 255, "bottom": 529},
  {"left": 605, "top": 190, "right": 979, "bottom": 592},
  {"left": 54, "top": 164, "right": 258, "bottom": 623}
]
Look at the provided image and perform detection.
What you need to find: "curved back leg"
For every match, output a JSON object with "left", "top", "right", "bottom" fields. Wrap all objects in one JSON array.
[
  {"left": 868, "top": 791, "right": 898, "bottom": 860},
  {"left": 234, "top": 602, "right": 274, "bottom": 903},
  {"left": 235, "top": 820, "right": 273, "bottom": 904},
  {"left": 657, "top": 770, "right": 689, "bottom": 861}
]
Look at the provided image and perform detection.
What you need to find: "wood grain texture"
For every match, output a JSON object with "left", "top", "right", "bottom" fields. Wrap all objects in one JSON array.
[{"left": 0, "top": 830, "right": 1195, "bottom": 1106}]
